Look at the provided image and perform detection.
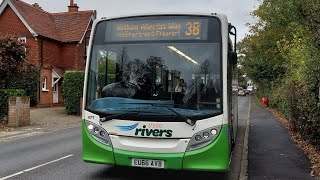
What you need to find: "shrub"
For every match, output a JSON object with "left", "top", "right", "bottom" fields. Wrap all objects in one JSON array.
[
  {"left": 62, "top": 71, "right": 85, "bottom": 115},
  {"left": 0, "top": 66, "right": 39, "bottom": 106},
  {"left": 268, "top": 79, "right": 320, "bottom": 148},
  {"left": 289, "top": 83, "right": 320, "bottom": 148},
  {"left": 0, "top": 89, "right": 25, "bottom": 118}
]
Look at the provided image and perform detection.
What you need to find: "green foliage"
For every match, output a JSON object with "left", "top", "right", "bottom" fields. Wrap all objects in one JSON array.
[
  {"left": 297, "top": 0, "right": 320, "bottom": 47},
  {"left": 0, "top": 65, "right": 39, "bottom": 105},
  {"left": 240, "top": 0, "right": 320, "bottom": 147},
  {"left": 268, "top": 79, "right": 292, "bottom": 119},
  {"left": 19, "top": 66, "right": 39, "bottom": 105},
  {"left": 62, "top": 71, "right": 85, "bottom": 115},
  {"left": 0, "top": 89, "right": 25, "bottom": 118},
  {"left": 237, "top": 56, "right": 248, "bottom": 87},
  {"left": 0, "top": 37, "right": 38, "bottom": 105},
  {"left": 238, "top": 78, "right": 247, "bottom": 88}
]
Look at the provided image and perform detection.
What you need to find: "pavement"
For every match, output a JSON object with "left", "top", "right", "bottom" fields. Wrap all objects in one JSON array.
[
  {"left": 0, "top": 107, "right": 81, "bottom": 142},
  {"left": 0, "top": 100, "right": 319, "bottom": 180},
  {"left": 248, "top": 97, "right": 318, "bottom": 180}
]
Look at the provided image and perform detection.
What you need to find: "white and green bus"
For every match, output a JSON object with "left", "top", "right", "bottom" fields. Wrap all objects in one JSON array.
[{"left": 82, "top": 13, "right": 238, "bottom": 172}]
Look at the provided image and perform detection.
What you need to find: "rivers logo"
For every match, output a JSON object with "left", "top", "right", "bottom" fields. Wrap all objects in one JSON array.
[
  {"left": 115, "top": 123, "right": 139, "bottom": 131},
  {"left": 115, "top": 123, "right": 173, "bottom": 137}
]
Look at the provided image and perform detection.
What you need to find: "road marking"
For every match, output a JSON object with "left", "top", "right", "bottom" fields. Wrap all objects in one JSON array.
[{"left": 0, "top": 154, "right": 74, "bottom": 180}]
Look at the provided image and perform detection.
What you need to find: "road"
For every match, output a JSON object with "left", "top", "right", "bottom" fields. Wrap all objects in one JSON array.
[{"left": 0, "top": 96, "right": 250, "bottom": 180}]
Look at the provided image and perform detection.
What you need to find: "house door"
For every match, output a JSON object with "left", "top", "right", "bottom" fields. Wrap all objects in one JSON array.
[{"left": 53, "top": 78, "right": 58, "bottom": 103}]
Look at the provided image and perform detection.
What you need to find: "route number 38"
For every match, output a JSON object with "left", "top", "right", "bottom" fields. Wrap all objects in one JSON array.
[{"left": 185, "top": 21, "right": 200, "bottom": 36}]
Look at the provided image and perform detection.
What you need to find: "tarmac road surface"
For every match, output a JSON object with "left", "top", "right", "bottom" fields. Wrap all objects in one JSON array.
[
  {"left": 0, "top": 97, "right": 250, "bottom": 180},
  {"left": 248, "top": 99, "right": 316, "bottom": 180}
]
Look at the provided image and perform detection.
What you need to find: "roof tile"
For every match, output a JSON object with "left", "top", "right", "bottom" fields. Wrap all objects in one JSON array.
[
  {"left": 53, "top": 11, "right": 94, "bottom": 42},
  {"left": 9, "top": 0, "right": 94, "bottom": 42}
]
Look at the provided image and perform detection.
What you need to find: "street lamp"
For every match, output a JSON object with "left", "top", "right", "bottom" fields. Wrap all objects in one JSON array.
[
  {"left": 237, "top": 53, "right": 246, "bottom": 68},
  {"left": 237, "top": 54, "right": 246, "bottom": 58}
]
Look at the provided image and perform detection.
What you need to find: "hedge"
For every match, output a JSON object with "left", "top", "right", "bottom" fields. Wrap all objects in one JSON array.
[
  {"left": 0, "top": 66, "right": 39, "bottom": 106},
  {"left": 62, "top": 71, "right": 85, "bottom": 115},
  {"left": 0, "top": 89, "right": 25, "bottom": 118}
]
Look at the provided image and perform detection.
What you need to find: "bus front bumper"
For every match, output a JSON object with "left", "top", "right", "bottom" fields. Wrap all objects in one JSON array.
[{"left": 82, "top": 121, "right": 230, "bottom": 171}]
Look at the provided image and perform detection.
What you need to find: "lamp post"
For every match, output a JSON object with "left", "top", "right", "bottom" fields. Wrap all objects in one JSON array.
[
  {"left": 237, "top": 54, "right": 246, "bottom": 58},
  {"left": 237, "top": 53, "right": 246, "bottom": 68}
]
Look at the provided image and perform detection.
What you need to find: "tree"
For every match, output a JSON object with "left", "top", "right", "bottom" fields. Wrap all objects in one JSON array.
[
  {"left": 239, "top": 0, "right": 320, "bottom": 152},
  {"left": 0, "top": 37, "right": 27, "bottom": 87},
  {"left": 238, "top": 0, "right": 309, "bottom": 93}
]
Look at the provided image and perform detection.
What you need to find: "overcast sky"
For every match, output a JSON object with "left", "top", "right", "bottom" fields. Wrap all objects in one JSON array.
[{"left": 1, "top": 0, "right": 261, "bottom": 42}]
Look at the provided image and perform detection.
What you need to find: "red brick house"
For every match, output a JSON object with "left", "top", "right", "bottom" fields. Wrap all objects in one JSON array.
[{"left": 0, "top": 0, "right": 96, "bottom": 106}]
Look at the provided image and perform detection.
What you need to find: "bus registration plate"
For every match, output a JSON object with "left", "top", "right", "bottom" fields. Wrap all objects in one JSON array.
[{"left": 132, "top": 158, "right": 164, "bottom": 169}]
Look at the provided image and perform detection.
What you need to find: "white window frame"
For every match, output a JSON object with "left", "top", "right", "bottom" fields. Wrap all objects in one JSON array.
[{"left": 42, "top": 76, "right": 49, "bottom": 92}]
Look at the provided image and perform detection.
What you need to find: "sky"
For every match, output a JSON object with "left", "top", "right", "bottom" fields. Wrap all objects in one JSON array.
[{"left": 1, "top": 0, "right": 261, "bottom": 42}]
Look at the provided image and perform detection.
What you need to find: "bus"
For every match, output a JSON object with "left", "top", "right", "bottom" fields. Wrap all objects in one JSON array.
[{"left": 82, "top": 13, "right": 238, "bottom": 172}]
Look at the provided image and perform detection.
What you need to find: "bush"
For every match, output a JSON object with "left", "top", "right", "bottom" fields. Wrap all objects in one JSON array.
[
  {"left": 0, "top": 67, "right": 39, "bottom": 106},
  {"left": 289, "top": 83, "right": 320, "bottom": 148},
  {"left": 268, "top": 80, "right": 292, "bottom": 120},
  {"left": 62, "top": 71, "right": 85, "bottom": 115},
  {"left": 268, "top": 79, "right": 320, "bottom": 149},
  {"left": 0, "top": 89, "right": 25, "bottom": 118},
  {"left": 0, "top": 64, "right": 39, "bottom": 106}
]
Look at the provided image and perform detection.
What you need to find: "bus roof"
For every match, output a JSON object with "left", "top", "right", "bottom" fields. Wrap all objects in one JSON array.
[{"left": 97, "top": 12, "right": 228, "bottom": 22}]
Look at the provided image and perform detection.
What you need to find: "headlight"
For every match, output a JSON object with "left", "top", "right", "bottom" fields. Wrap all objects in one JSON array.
[
  {"left": 88, "top": 124, "right": 93, "bottom": 130},
  {"left": 99, "top": 131, "right": 106, "bottom": 137},
  {"left": 85, "top": 120, "right": 112, "bottom": 146},
  {"left": 195, "top": 135, "right": 202, "bottom": 141},
  {"left": 211, "top": 129, "right": 217, "bottom": 135},
  {"left": 186, "top": 125, "right": 221, "bottom": 151},
  {"left": 203, "top": 132, "right": 210, "bottom": 139},
  {"left": 93, "top": 127, "right": 99, "bottom": 134}
]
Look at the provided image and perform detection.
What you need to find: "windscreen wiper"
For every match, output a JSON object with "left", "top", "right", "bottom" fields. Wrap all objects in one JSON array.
[
  {"left": 165, "top": 107, "right": 196, "bottom": 126},
  {"left": 120, "top": 102, "right": 196, "bottom": 126},
  {"left": 99, "top": 112, "right": 139, "bottom": 122},
  {"left": 86, "top": 107, "right": 139, "bottom": 122}
]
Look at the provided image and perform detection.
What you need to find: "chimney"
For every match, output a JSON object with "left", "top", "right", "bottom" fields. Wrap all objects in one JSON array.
[
  {"left": 68, "top": 0, "right": 79, "bottom": 12},
  {"left": 32, "top": 3, "right": 42, "bottom": 10}
]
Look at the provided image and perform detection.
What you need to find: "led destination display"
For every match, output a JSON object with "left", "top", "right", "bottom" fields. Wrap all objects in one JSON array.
[{"left": 105, "top": 18, "right": 208, "bottom": 42}]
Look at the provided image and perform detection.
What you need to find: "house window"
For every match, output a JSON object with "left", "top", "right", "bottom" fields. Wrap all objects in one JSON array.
[
  {"left": 42, "top": 77, "right": 49, "bottom": 91},
  {"left": 18, "top": 37, "right": 27, "bottom": 44}
]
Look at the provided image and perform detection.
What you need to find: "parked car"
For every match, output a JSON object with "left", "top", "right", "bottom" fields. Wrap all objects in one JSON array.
[
  {"left": 232, "top": 86, "right": 238, "bottom": 94},
  {"left": 244, "top": 89, "right": 251, "bottom": 94},
  {"left": 238, "top": 89, "right": 246, "bottom": 96},
  {"left": 246, "top": 85, "right": 254, "bottom": 94}
]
